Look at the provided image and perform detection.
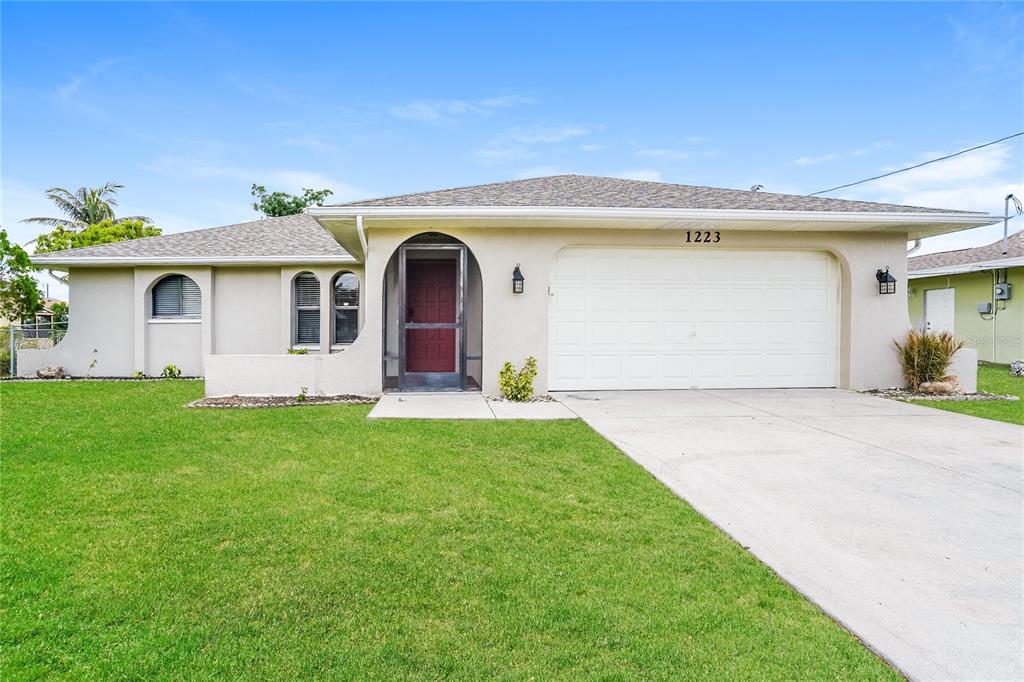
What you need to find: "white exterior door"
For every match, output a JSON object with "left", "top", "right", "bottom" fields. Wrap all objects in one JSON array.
[
  {"left": 548, "top": 248, "right": 839, "bottom": 390},
  {"left": 924, "top": 288, "right": 955, "bottom": 335}
]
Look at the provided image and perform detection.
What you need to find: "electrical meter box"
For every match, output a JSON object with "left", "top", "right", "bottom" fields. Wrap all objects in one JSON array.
[
  {"left": 994, "top": 283, "right": 1012, "bottom": 301},
  {"left": 978, "top": 302, "right": 993, "bottom": 314}
]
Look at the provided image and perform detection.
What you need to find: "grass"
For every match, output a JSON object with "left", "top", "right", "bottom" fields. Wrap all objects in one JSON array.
[
  {"left": 910, "top": 363, "right": 1024, "bottom": 425},
  {"left": 1, "top": 381, "right": 899, "bottom": 680}
]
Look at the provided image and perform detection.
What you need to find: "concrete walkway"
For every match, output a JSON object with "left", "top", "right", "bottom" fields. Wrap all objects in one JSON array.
[
  {"left": 367, "top": 393, "right": 576, "bottom": 420},
  {"left": 555, "top": 388, "right": 1023, "bottom": 682}
]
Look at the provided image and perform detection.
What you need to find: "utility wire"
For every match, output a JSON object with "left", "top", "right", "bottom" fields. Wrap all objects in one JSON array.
[{"left": 809, "top": 132, "right": 1024, "bottom": 196}]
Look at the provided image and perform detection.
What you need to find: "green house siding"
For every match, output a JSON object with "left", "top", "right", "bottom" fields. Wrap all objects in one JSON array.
[{"left": 908, "top": 267, "right": 1023, "bottom": 364}]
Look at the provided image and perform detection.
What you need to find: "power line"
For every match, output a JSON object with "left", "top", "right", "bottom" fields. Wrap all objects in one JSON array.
[{"left": 808, "top": 132, "right": 1024, "bottom": 196}]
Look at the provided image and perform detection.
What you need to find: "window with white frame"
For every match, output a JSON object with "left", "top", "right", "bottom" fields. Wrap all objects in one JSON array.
[
  {"left": 152, "top": 275, "right": 201, "bottom": 319},
  {"left": 333, "top": 272, "right": 359, "bottom": 344},
  {"left": 293, "top": 272, "right": 320, "bottom": 345}
]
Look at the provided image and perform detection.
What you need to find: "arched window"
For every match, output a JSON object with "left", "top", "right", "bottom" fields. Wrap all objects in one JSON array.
[
  {"left": 333, "top": 272, "right": 359, "bottom": 344},
  {"left": 152, "top": 275, "right": 201, "bottom": 319},
  {"left": 293, "top": 272, "right": 320, "bottom": 345}
]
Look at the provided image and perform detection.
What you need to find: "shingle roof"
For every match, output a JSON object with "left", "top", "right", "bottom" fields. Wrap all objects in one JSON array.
[
  {"left": 333, "top": 174, "right": 978, "bottom": 214},
  {"left": 33, "top": 214, "right": 351, "bottom": 261},
  {"left": 909, "top": 230, "right": 1023, "bottom": 272}
]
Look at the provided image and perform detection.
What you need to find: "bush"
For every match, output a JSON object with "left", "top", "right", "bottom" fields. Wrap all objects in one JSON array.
[
  {"left": 893, "top": 330, "right": 965, "bottom": 390},
  {"left": 287, "top": 347, "right": 309, "bottom": 355},
  {"left": 498, "top": 356, "right": 538, "bottom": 402},
  {"left": 161, "top": 364, "right": 182, "bottom": 379}
]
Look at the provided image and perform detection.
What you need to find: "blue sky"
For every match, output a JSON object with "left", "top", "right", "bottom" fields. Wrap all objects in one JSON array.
[{"left": 2, "top": 2, "right": 1022, "bottom": 297}]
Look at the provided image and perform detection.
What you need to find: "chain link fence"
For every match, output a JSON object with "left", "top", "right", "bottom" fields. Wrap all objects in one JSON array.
[{"left": 2, "top": 321, "right": 69, "bottom": 377}]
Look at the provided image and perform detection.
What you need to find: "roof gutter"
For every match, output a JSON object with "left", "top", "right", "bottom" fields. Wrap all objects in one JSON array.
[
  {"left": 307, "top": 204, "right": 998, "bottom": 225},
  {"left": 30, "top": 255, "right": 358, "bottom": 267},
  {"left": 908, "top": 257, "right": 1024, "bottom": 278}
]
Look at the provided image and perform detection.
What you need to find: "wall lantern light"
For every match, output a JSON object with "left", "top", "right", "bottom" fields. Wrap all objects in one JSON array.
[
  {"left": 512, "top": 264, "right": 525, "bottom": 294},
  {"left": 875, "top": 267, "right": 897, "bottom": 295}
]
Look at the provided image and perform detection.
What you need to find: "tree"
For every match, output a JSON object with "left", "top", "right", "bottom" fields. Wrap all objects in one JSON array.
[
  {"left": 0, "top": 229, "right": 42, "bottom": 324},
  {"left": 35, "top": 218, "right": 162, "bottom": 254},
  {"left": 22, "top": 183, "right": 152, "bottom": 230},
  {"left": 251, "top": 184, "right": 333, "bottom": 217},
  {"left": 50, "top": 301, "right": 69, "bottom": 324},
  {"left": 34, "top": 219, "right": 162, "bottom": 284}
]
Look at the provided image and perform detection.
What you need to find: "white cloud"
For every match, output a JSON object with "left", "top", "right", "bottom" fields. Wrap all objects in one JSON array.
[
  {"left": 834, "top": 141, "right": 1023, "bottom": 254},
  {"left": 142, "top": 156, "right": 364, "bottom": 199},
  {"left": 283, "top": 134, "right": 327, "bottom": 151},
  {"left": 614, "top": 169, "right": 663, "bottom": 182},
  {"left": 389, "top": 95, "right": 534, "bottom": 124},
  {"left": 473, "top": 125, "right": 594, "bottom": 161},
  {"left": 635, "top": 148, "right": 690, "bottom": 160},
  {"left": 792, "top": 141, "right": 890, "bottom": 166},
  {"left": 579, "top": 143, "right": 603, "bottom": 152},
  {"left": 55, "top": 59, "right": 116, "bottom": 100}
]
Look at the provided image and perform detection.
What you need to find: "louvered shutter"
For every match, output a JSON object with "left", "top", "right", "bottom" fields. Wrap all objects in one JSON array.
[
  {"left": 152, "top": 276, "right": 182, "bottom": 317},
  {"left": 180, "top": 278, "right": 201, "bottom": 317},
  {"left": 294, "top": 273, "right": 320, "bottom": 345}
]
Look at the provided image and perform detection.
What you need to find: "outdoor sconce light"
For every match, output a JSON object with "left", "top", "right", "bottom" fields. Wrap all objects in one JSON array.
[
  {"left": 512, "top": 264, "right": 525, "bottom": 294},
  {"left": 875, "top": 267, "right": 897, "bottom": 295}
]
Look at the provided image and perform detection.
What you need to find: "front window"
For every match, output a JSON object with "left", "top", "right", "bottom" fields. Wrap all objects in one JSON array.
[
  {"left": 293, "top": 272, "right": 320, "bottom": 345},
  {"left": 152, "top": 275, "right": 201, "bottom": 318},
  {"left": 333, "top": 273, "right": 359, "bottom": 345}
]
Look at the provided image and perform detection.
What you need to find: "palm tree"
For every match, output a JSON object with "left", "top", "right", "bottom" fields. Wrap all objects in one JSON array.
[{"left": 22, "top": 183, "right": 151, "bottom": 229}]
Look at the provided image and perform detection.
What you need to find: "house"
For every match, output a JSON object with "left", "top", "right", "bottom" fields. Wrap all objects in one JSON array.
[
  {"left": 23, "top": 175, "right": 995, "bottom": 395},
  {"left": 908, "top": 230, "right": 1022, "bottom": 364}
]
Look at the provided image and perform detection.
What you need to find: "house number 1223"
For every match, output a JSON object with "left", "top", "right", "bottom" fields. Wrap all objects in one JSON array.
[{"left": 685, "top": 230, "right": 721, "bottom": 243}]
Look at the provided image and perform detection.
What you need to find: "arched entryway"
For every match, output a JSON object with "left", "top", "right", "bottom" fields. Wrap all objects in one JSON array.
[{"left": 382, "top": 233, "right": 483, "bottom": 391}]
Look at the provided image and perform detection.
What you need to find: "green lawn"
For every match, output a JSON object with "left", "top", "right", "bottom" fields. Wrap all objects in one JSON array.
[
  {"left": 910, "top": 363, "right": 1024, "bottom": 425},
  {"left": 2, "top": 381, "right": 898, "bottom": 680}
]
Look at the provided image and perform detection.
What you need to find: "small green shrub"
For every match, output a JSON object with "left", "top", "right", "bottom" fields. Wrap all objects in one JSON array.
[
  {"left": 296, "top": 386, "right": 309, "bottom": 402},
  {"left": 287, "top": 347, "right": 309, "bottom": 355},
  {"left": 133, "top": 370, "right": 145, "bottom": 379},
  {"left": 894, "top": 330, "right": 965, "bottom": 390},
  {"left": 498, "top": 356, "right": 538, "bottom": 402},
  {"left": 161, "top": 364, "right": 182, "bottom": 379}
]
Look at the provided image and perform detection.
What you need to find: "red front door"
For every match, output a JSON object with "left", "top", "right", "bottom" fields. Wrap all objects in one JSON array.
[{"left": 405, "top": 259, "right": 457, "bottom": 373}]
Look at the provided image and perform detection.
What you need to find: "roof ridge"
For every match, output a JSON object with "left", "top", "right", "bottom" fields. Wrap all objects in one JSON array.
[{"left": 333, "top": 175, "right": 582, "bottom": 207}]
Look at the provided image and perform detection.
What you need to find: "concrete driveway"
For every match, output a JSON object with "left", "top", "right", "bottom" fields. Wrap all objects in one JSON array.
[{"left": 555, "top": 389, "right": 1023, "bottom": 682}]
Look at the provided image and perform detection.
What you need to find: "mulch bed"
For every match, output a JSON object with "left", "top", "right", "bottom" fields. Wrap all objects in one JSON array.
[
  {"left": 863, "top": 388, "right": 1019, "bottom": 402},
  {"left": 485, "top": 394, "right": 556, "bottom": 403},
  {"left": 187, "top": 394, "right": 377, "bottom": 409}
]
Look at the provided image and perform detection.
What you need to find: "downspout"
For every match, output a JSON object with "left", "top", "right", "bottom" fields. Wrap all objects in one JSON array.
[
  {"left": 907, "top": 239, "right": 922, "bottom": 256},
  {"left": 355, "top": 215, "right": 368, "bottom": 261}
]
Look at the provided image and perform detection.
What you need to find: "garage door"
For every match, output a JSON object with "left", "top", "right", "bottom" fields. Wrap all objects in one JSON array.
[{"left": 548, "top": 248, "right": 839, "bottom": 390}]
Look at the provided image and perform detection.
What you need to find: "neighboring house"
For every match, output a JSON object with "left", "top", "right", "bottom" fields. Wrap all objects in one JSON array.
[
  {"left": 908, "top": 230, "right": 1022, "bottom": 364},
  {"left": 0, "top": 297, "right": 67, "bottom": 329},
  {"left": 24, "top": 175, "right": 994, "bottom": 395}
]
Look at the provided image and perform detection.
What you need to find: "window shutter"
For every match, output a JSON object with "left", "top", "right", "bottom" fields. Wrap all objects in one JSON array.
[
  {"left": 181, "top": 278, "right": 201, "bottom": 317},
  {"left": 153, "top": 276, "right": 183, "bottom": 317},
  {"left": 294, "top": 273, "right": 321, "bottom": 345},
  {"left": 296, "top": 309, "right": 320, "bottom": 344},
  {"left": 295, "top": 274, "right": 320, "bottom": 306}
]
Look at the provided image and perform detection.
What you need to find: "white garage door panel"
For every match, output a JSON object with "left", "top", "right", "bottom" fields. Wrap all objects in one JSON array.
[{"left": 548, "top": 248, "right": 839, "bottom": 390}]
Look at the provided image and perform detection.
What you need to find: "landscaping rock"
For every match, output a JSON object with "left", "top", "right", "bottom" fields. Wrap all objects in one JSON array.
[
  {"left": 35, "top": 365, "right": 67, "bottom": 379},
  {"left": 917, "top": 380, "right": 961, "bottom": 395},
  {"left": 1010, "top": 360, "right": 1024, "bottom": 377}
]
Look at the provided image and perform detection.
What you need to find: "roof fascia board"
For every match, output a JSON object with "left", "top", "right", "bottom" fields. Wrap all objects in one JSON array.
[
  {"left": 908, "top": 257, "right": 1024, "bottom": 278},
  {"left": 307, "top": 204, "right": 997, "bottom": 226},
  {"left": 30, "top": 255, "right": 357, "bottom": 267}
]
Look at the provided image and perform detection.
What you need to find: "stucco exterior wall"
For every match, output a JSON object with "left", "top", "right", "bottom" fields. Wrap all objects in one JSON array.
[
  {"left": 19, "top": 227, "right": 913, "bottom": 393},
  {"left": 205, "top": 226, "right": 911, "bottom": 396},
  {"left": 908, "top": 267, "right": 1022, "bottom": 364},
  {"left": 18, "top": 264, "right": 364, "bottom": 378},
  {"left": 18, "top": 268, "right": 135, "bottom": 377}
]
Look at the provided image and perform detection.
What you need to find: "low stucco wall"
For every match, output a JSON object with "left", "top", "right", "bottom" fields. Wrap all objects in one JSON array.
[{"left": 909, "top": 268, "right": 1022, "bottom": 364}]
